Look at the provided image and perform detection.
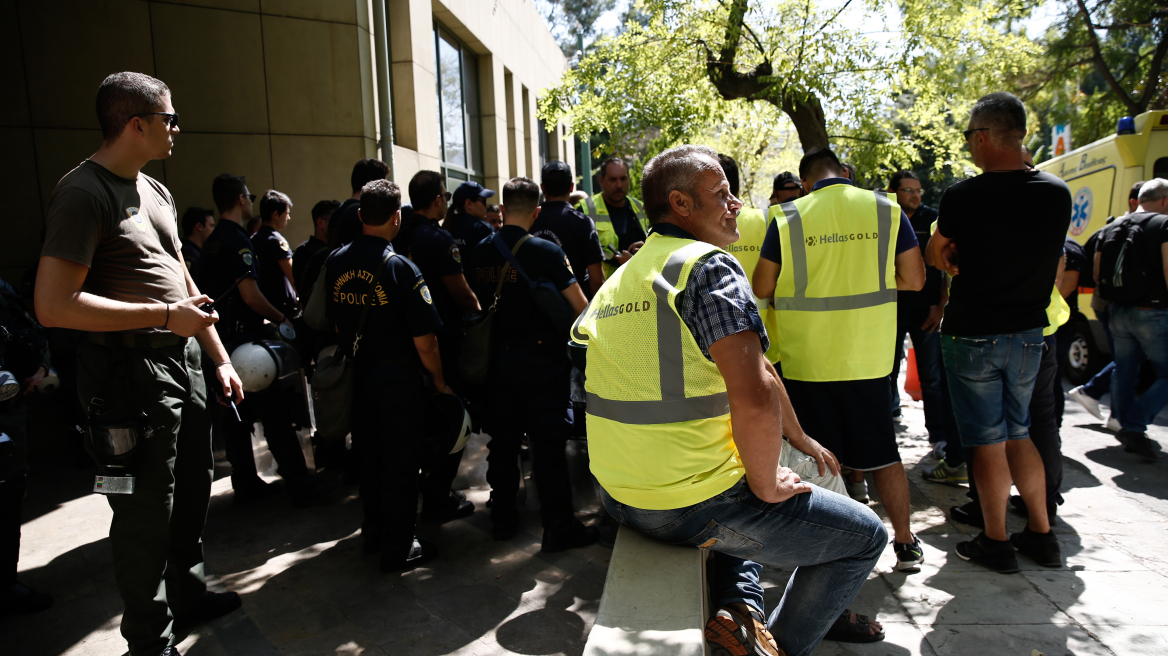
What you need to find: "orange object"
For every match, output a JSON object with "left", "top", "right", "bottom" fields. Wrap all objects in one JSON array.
[{"left": 904, "top": 340, "right": 922, "bottom": 401}]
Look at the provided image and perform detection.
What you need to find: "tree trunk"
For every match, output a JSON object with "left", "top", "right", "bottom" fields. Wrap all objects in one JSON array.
[{"left": 781, "top": 94, "right": 831, "bottom": 152}]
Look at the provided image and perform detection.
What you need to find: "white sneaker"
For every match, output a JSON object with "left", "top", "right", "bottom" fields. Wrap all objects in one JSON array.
[
  {"left": 1106, "top": 417, "right": 1122, "bottom": 432},
  {"left": 845, "top": 478, "right": 869, "bottom": 503},
  {"left": 1068, "top": 386, "right": 1105, "bottom": 421}
]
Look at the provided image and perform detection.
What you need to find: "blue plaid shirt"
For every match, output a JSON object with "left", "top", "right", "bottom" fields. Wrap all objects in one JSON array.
[{"left": 651, "top": 224, "right": 769, "bottom": 361}]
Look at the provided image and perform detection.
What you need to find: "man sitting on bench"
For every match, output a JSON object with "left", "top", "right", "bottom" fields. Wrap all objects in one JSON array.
[{"left": 570, "top": 144, "right": 888, "bottom": 656}]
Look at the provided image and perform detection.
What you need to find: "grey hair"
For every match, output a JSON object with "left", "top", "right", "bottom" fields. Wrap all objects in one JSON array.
[
  {"left": 642, "top": 144, "right": 723, "bottom": 223},
  {"left": 969, "top": 92, "right": 1027, "bottom": 148},
  {"left": 1137, "top": 178, "right": 1168, "bottom": 204}
]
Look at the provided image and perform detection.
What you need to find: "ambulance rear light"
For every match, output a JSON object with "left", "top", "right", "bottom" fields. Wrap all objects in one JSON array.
[{"left": 1118, "top": 116, "right": 1136, "bottom": 135}]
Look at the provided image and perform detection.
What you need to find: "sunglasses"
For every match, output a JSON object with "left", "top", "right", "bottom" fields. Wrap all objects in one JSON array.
[
  {"left": 963, "top": 127, "right": 989, "bottom": 140},
  {"left": 133, "top": 112, "right": 180, "bottom": 129},
  {"left": 441, "top": 192, "right": 452, "bottom": 201}
]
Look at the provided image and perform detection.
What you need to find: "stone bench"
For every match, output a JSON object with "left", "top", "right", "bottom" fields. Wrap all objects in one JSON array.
[{"left": 583, "top": 525, "right": 709, "bottom": 656}]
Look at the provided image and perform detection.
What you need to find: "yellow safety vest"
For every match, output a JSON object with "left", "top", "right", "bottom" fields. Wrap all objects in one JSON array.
[
  {"left": 570, "top": 232, "right": 743, "bottom": 510},
  {"left": 576, "top": 193, "right": 649, "bottom": 278},
  {"left": 726, "top": 208, "right": 782, "bottom": 364},
  {"left": 772, "top": 184, "right": 901, "bottom": 382}
]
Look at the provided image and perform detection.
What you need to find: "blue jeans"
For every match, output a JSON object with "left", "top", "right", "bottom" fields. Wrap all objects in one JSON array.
[
  {"left": 600, "top": 480, "right": 886, "bottom": 656},
  {"left": 941, "top": 330, "right": 1045, "bottom": 447},
  {"left": 1109, "top": 305, "right": 1168, "bottom": 433},
  {"left": 1080, "top": 308, "right": 1115, "bottom": 400}
]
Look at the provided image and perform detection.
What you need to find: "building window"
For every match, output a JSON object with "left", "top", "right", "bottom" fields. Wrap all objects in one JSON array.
[
  {"left": 435, "top": 25, "right": 483, "bottom": 185},
  {"left": 538, "top": 117, "right": 550, "bottom": 170}
]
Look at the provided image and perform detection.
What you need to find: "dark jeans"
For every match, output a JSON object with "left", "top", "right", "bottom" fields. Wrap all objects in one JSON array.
[
  {"left": 486, "top": 342, "right": 576, "bottom": 528},
  {"left": 1080, "top": 308, "right": 1115, "bottom": 400},
  {"left": 77, "top": 338, "right": 213, "bottom": 656},
  {"left": 1110, "top": 305, "right": 1168, "bottom": 433},
  {"left": 601, "top": 481, "right": 886, "bottom": 656},
  {"left": 352, "top": 374, "right": 430, "bottom": 562},
  {"left": 965, "top": 335, "right": 1063, "bottom": 508},
  {"left": 221, "top": 382, "right": 309, "bottom": 488},
  {"left": 892, "top": 310, "right": 959, "bottom": 447}
]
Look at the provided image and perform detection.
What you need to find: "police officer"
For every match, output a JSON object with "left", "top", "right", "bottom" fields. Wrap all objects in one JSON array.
[
  {"left": 752, "top": 147, "right": 928, "bottom": 573},
  {"left": 200, "top": 173, "right": 332, "bottom": 507},
  {"left": 251, "top": 190, "right": 299, "bottom": 319},
  {"left": 444, "top": 181, "right": 496, "bottom": 251},
  {"left": 179, "top": 207, "right": 214, "bottom": 281},
  {"left": 575, "top": 156, "right": 650, "bottom": 277},
  {"left": 0, "top": 277, "right": 53, "bottom": 615},
  {"left": 532, "top": 161, "right": 606, "bottom": 298},
  {"left": 35, "top": 72, "right": 241, "bottom": 656},
  {"left": 395, "top": 171, "right": 478, "bottom": 521},
  {"left": 323, "top": 179, "right": 454, "bottom": 571},
  {"left": 293, "top": 199, "right": 339, "bottom": 301},
  {"left": 469, "top": 176, "right": 595, "bottom": 551}
]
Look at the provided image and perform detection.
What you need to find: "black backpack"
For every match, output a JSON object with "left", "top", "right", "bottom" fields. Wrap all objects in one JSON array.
[{"left": 1096, "top": 213, "right": 1157, "bottom": 304}]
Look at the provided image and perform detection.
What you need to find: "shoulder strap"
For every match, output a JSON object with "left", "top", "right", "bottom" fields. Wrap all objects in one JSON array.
[
  {"left": 492, "top": 233, "right": 536, "bottom": 287},
  {"left": 352, "top": 248, "right": 396, "bottom": 356}
]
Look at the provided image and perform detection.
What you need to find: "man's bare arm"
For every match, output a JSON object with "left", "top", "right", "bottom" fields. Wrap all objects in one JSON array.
[
  {"left": 587, "top": 263, "right": 605, "bottom": 297},
  {"left": 894, "top": 247, "right": 926, "bottom": 291},
  {"left": 238, "top": 277, "right": 290, "bottom": 324},
  {"left": 709, "top": 330, "right": 810, "bottom": 503},
  {"left": 561, "top": 282, "right": 588, "bottom": 315},
  {"left": 35, "top": 255, "right": 216, "bottom": 337},
  {"left": 278, "top": 258, "right": 296, "bottom": 292},
  {"left": 441, "top": 273, "right": 482, "bottom": 314},
  {"left": 751, "top": 256, "right": 781, "bottom": 301},
  {"left": 930, "top": 230, "right": 959, "bottom": 276},
  {"left": 413, "top": 333, "right": 445, "bottom": 393}
]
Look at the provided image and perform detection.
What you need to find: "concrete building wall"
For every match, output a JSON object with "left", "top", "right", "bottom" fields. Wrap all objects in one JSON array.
[{"left": 1, "top": 0, "right": 572, "bottom": 284}]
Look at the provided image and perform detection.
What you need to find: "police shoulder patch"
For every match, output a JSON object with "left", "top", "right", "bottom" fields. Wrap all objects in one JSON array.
[
  {"left": 449, "top": 245, "right": 461, "bottom": 264},
  {"left": 563, "top": 255, "right": 574, "bottom": 275},
  {"left": 278, "top": 237, "right": 290, "bottom": 252},
  {"left": 420, "top": 285, "right": 433, "bottom": 304},
  {"left": 240, "top": 248, "right": 254, "bottom": 266}
]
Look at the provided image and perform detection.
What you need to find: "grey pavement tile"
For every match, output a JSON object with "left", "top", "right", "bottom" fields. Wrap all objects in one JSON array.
[
  {"left": 378, "top": 613, "right": 481, "bottom": 655},
  {"left": 1023, "top": 570, "right": 1168, "bottom": 626},
  {"left": 1060, "top": 532, "right": 1149, "bottom": 572},
  {"left": 495, "top": 606, "right": 588, "bottom": 656},
  {"left": 922, "top": 623, "right": 1109, "bottom": 656},
  {"left": 892, "top": 570, "right": 1067, "bottom": 625},
  {"left": 274, "top": 626, "right": 387, "bottom": 656},
  {"left": 1081, "top": 624, "right": 1168, "bottom": 655},
  {"left": 419, "top": 583, "right": 526, "bottom": 637},
  {"left": 0, "top": 592, "right": 118, "bottom": 656}
]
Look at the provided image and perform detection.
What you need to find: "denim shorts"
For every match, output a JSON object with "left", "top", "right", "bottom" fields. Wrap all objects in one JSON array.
[{"left": 941, "top": 329, "right": 1044, "bottom": 447}]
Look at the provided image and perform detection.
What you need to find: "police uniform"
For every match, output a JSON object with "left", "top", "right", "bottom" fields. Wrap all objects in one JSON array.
[
  {"left": 531, "top": 200, "right": 604, "bottom": 298},
  {"left": 575, "top": 193, "right": 649, "bottom": 278},
  {"left": 324, "top": 234, "right": 444, "bottom": 566},
  {"left": 198, "top": 219, "right": 311, "bottom": 498},
  {"left": 41, "top": 160, "right": 216, "bottom": 655},
  {"left": 292, "top": 235, "right": 327, "bottom": 302},
  {"left": 444, "top": 213, "right": 495, "bottom": 253},
  {"left": 251, "top": 225, "right": 298, "bottom": 319},
  {"left": 180, "top": 238, "right": 201, "bottom": 281},
  {"left": 469, "top": 226, "right": 586, "bottom": 543}
]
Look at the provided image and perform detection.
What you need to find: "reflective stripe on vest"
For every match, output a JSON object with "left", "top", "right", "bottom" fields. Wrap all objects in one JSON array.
[
  {"left": 572, "top": 244, "right": 729, "bottom": 425},
  {"left": 775, "top": 190, "right": 898, "bottom": 312}
]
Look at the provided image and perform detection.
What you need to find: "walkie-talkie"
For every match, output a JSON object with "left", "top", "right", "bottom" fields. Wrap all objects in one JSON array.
[{"left": 200, "top": 275, "right": 247, "bottom": 314}]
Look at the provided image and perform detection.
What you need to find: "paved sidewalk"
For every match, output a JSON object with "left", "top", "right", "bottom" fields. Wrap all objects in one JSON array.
[{"left": 3, "top": 380, "right": 1166, "bottom": 655}]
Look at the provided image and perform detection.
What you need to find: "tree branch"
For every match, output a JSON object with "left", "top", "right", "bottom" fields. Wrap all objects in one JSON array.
[
  {"left": 1136, "top": 23, "right": 1168, "bottom": 112},
  {"left": 1074, "top": 0, "right": 1139, "bottom": 114}
]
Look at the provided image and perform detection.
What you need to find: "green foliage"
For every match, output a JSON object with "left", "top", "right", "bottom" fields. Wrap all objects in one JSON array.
[
  {"left": 537, "top": 0, "right": 621, "bottom": 57},
  {"left": 539, "top": 0, "right": 1041, "bottom": 187}
]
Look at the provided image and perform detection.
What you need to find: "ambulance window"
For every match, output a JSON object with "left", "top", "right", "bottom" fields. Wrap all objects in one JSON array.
[{"left": 1156, "top": 157, "right": 1168, "bottom": 180}]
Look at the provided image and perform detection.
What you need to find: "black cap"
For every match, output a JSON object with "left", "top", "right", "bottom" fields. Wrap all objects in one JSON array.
[
  {"left": 311, "top": 199, "right": 341, "bottom": 220},
  {"left": 542, "top": 160, "right": 573, "bottom": 184},
  {"left": 452, "top": 181, "right": 495, "bottom": 209},
  {"left": 773, "top": 171, "right": 801, "bottom": 192}
]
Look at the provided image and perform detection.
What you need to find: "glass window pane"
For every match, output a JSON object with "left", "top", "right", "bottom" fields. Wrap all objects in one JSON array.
[
  {"left": 437, "top": 33, "right": 466, "bottom": 168},
  {"left": 461, "top": 47, "right": 482, "bottom": 174}
]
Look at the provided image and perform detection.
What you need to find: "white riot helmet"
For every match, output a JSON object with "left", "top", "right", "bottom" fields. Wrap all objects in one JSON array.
[
  {"left": 427, "top": 392, "right": 473, "bottom": 455},
  {"left": 231, "top": 341, "right": 300, "bottom": 392}
]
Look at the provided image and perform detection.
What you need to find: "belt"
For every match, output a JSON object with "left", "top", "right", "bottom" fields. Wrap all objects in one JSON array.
[{"left": 86, "top": 332, "right": 186, "bottom": 349}]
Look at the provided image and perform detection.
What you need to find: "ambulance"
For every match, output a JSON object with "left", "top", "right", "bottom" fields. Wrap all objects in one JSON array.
[{"left": 1036, "top": 110, "right": 1168, "bottom": 383}]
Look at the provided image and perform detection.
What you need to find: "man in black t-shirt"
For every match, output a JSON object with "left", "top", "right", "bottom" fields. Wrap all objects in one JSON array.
[
  {"left": 1097, "top": 178, "right": 1168, "bottom": 460},
  {"left": 931, "top": 92, "right": 1069, "bottom": 572},
  {"left": 886, "top": 171, "right": 959, "bottom": 479},
  {"left": 533, "top": 161, "right": 606, "bottom": 298},
  {"left": 324, "top": 179, "right": 453, "bottom": 572},
  {"left": 251, "top": 190, "right": 298, "bottom": 319},
  {"left": 469, "top": 177, "right": 593, "bottom": 552}
]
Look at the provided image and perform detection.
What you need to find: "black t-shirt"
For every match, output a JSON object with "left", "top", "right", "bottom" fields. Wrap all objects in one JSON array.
[
  {"left": 531, "top": 201, "right": 604, "bottom": 294},
  {"left": 937, "top": 170, "right": 1071, "bottom": 336},
  {"left": 293, "top": 235, "right": 327, "bottom": 299},
  {"left": 198, "top": 219, "right": 260, "bottom": 335},
  {"left": 444, "top": 213, "right": 495, "bottom": 252},
  {"left": 251, "top": 225, "right": 297, "bottom": 317},
  {"left": 394, "top": 215, "right": 465, "bottom": 331},
  {"left": 898, "top": 204, "right": 944, "bottom": 316},
  {"left": 325, "top": 235, "right": 442, "bottom": 380},
  {"left": 607, "top": 202, "right": 646, "bottom": 253},
  {"left": 180, "top": 238, "right": 201, "bottom": 282},
  {"left": 1063, "top": 236, "right": 1087, "bottom": 311},
  {"left": 470, "top": 225, "right": 577, "bottom": 338}
]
